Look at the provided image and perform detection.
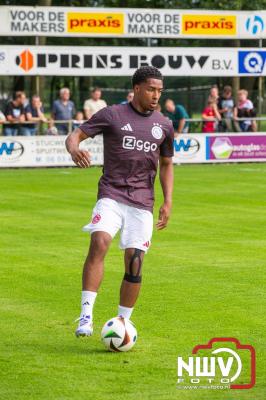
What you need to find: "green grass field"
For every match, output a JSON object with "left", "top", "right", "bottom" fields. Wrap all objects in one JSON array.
[{"left": 0, "top": 164, "right": 265, "bottom": 400}]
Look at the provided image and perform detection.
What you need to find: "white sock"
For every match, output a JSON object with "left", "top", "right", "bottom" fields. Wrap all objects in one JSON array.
[
  {"left": 118, "top": 305, "right": 134, "bottom": 320},
  {"left": 81, "top": 291, "right": 97, "bottom": 320}
]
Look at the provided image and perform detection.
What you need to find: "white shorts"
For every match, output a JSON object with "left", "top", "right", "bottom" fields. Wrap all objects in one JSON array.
[{"left": 82, "top": 198, "right": 153, "bottom": 253}]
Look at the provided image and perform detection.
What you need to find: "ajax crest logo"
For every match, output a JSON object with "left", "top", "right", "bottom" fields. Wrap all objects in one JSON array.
[
  {"left": 151, "top": 123, "right": 163, "bottom": 139},
  {"left": 177, "top": 337, "right": 255, "bottom": 390},
  {"left": 92, "top": 214, "right": 101, "bottom": 224}
]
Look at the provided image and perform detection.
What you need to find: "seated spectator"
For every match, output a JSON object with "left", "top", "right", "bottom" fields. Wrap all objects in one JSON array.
[
  {"left": 121, "top": 91, "right": 134, "bottom": 104},
  {"left": 233, "top": 89, "right": 257, "bottom": 132},
  {"left": 218, "top": 86, "right": 235, "bottom": 132},
  {"left": 25, "top": 95, "right": 47, "bottom": 135},
  {"left": 72, "top": 111, "right": 85, "bottom": 130},
  {"left": 45, "top": 120, "right": 58, "bottom": 136},
  {"left": 164, "top": 99, "right": 189, "bottom": 134},
  {"left": 202, "top": 96, "right": 221, "bottom": 133},
  {"left": 83, "top": 87, "right": 107, "bottom": 119},
  {"left": 52, "top": 88, "right": 76, "bottom": 135},
  {"left": 3, "top": 91, "right": 27, "bottom": 136}
]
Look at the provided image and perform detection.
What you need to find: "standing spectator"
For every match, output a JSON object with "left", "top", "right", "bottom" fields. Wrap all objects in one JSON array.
[
  {"left": 202, "top": 97, "right": 221, "bottom": 133},
  {"left": 121, "top": 90, "right": 134, "bottom": 104},
  {"left": 233, "top": 89, "right": 257, "bottom": 132},
  {"left": 218, "top": 86, "right": 235, "bottom": 132},
  {"left": 83, "top": 87, "right": 107, "bottom": 119},
  {"left": 164, "top": 99, "right": 189, "bottom": 134},
  {"left": 25, "top": 95, "right": 47, "bottom": 135},
  {"left": 52, "top": 88, "right": 76, "bottom": 135},
  {"left": 209, "top": 85, "right": 219, "bottom": 103},
  {"left": 3, "top": 91, "right": 27, "bottom": 136}
]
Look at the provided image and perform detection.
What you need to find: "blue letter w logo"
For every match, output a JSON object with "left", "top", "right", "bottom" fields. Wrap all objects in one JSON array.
[
  {"left": 174, "top": 139, "right": 191, "bottom": 152},
  {"left": 0, "top": 142, "right": 14, "bottom": 156}
]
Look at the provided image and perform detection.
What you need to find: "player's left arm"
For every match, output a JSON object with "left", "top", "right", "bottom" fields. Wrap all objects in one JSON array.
[{"left": 156, "top": 156, "right": 174, "bottom": 230}]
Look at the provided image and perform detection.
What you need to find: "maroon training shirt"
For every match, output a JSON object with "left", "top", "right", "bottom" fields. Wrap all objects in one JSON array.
[{"left": 79, "top": 102, "right": 174, "bottom": 213}]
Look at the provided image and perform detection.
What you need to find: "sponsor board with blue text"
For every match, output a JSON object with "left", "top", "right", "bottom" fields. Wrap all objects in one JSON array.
[
  {"left": 173, "top": 134, "right": 205, "bottom": 163},
  {"left": 0, "top": 136, "right": 103, "bottom": 167}
]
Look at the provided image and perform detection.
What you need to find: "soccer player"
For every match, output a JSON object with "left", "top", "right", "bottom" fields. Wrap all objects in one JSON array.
[{"left": 65, "top": 66, "right": 174, "bottom": 337}]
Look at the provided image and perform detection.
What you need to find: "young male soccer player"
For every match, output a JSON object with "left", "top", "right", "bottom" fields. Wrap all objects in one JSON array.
[{"left": 66, "top": 66, "right": 174, "bottom": 337}]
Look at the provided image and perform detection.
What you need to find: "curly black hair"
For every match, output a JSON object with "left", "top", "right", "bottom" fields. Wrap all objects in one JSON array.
[{"left": 132, "top": 66, "right": 163, "bottom": 87}]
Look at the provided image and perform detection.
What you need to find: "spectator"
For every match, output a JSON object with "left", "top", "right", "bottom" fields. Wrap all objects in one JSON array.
[
  {"left": 209, "top": 85, "right": 219, "bottom": 103},
  {"left": 83, "top": 87, "right": 107, "bottom": 119},
  {"left": 164, "top": 99, "right": 189, "bottom": 134},
  {"left": 121, "top": 90, "right": 134, "bottom": 104},
  {"left": 218, "top": 86, "right": 235, "bottom": 132},
  {"left": 25, "top": 95, "right": 47, "bottom": 135},
  {"left": 52, "top": 88, "right": 76, "bottom": 135},
  {"left": 233, "top": 89, "right": 257, "bottom": 132},
  {"left": 0, "top": 109, "right": 6, "bottom": 123},
  {"left": 72, "top": 111, "right": 85, "bottom": 130},
  {"left": 3, "top": 91, "right": 27, "bottom": 136},
  {"left": 45, "top": 121, "right": 58, "bottom": 136},
  {"left": 155, "top": 103, "right": 162, "bottom": 113},
  {"left": 202, "top": 96, "right": 221, "bottom": 133},
  {"left": 0, "top": 110, "right": 5, "bottom": 135}
]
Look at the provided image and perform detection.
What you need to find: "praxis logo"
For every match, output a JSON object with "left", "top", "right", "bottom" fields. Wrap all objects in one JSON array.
[
  {"left": 239, "top": 51, "right": 266, "bottom": 74},
  {"left": 246, "top": 16, "right": 264, "bottom": 35}
]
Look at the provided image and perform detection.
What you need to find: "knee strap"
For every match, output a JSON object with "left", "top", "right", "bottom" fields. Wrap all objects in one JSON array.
[
  {"left": 124, "top": 249, "right": 142, "bottom": 283},
  {"left": 124, "top": 273, "right": 142, "bottom": 283}
]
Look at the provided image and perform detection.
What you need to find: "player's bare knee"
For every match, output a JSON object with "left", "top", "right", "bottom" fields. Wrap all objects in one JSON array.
[
  {"left": 124, "top": 248, "right": 144, "bottom": 283},
  {"left": 90, "top": 233, "right": 111, "bottom": 255}
]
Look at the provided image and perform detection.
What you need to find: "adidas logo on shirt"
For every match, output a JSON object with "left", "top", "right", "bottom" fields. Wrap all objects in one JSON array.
[{"left": 121, "top": 123, "right": 133, "bottom": 132}]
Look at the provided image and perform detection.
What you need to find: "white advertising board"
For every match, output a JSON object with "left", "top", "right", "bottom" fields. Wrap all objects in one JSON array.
[
  {"left": 0, "top": 135, "right": 103, "bottom": 168},
  {"left": 173, "top": 135, "right": 206, "bottom": 164},
  {"left": 0, "top": 6, "right": 265, "bottom": 39},
  {"left": 1, "top": 46, "right": 266, "bottom": 76},
  {"left": 1, "top": 134, "right": 266, "bottom": 168}
]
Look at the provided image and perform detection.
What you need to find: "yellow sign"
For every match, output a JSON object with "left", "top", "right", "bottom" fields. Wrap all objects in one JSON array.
[
  {"left": 67, "top": 12, "right": 124, "bottom": 34},
  {"left": 182, "top": 15, "right": 236, "bottom": 35}
]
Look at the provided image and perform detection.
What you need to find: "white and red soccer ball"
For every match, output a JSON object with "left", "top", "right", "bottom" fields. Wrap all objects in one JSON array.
[{"left": 101, "top": 317, "right": 137, "bottom": 352}]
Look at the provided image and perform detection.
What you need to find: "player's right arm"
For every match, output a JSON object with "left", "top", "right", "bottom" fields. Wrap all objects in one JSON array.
[
  {"left": 65, "top": 127, "right": 91, "bottom": 168},
  {"left": 67, "top": 106, "right": 110, "bottom": 168}
]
